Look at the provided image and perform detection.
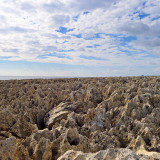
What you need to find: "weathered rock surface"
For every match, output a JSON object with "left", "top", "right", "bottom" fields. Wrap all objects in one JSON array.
[
  {"left": 0, "top": 109, "right": 16, "bottom": 130},
  {"left": 0, "top": 77, "right": 160, "bottom": 160},
  {"left": 57, "top": 149, "right": 141, "bottom": 160}
]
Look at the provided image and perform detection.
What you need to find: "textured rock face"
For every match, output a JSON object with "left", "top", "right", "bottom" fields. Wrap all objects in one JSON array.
[
  {"left": 86, "top": 87, "right": 102, "bottom": 103},
  {"left": 57, "top": 149, "right": 141, "bottom": 160},
  {"left": 0, "top": 77, "right": 160, "bottom": 160},
  {"left": 0, "top": 136, "right": 30, "bottom": 160},
  {"left": 44, "top": 102, "right": 72, "bottom": 130},
  {"left": 0, "top": 109, "right": 16, "bottom": 130}
]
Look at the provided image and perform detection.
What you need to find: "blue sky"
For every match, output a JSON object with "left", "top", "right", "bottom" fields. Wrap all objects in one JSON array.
[{"left": 0, "top": 0, "right": 160, "bottom": 77}]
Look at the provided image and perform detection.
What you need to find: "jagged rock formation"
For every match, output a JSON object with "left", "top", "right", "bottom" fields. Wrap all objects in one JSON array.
[
  {"left": 0, "top": 77, "right": 160, "bottom": 160},
  {"left": 57, "top": 149, "right": 141, "bottom": 160}
]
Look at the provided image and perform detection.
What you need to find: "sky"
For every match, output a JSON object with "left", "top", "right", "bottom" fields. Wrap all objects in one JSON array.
[{"left": 0, "top": 0, "right": 160, "bottom": 77}]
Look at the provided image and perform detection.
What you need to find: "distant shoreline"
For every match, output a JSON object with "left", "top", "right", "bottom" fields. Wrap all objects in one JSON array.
[
  {"left": 0, "top": 76, "right": 69, "bottom": 80},
  {"left": 0, "top": 75, "right": 159, "bottom": 80}
]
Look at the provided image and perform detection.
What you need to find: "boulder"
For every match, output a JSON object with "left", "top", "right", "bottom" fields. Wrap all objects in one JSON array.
[
  {"left": 44, "top": 102, "right": 72, "bottom": 130},
  {"left": 33, "top": 137, "right": 52, "bottom": 160},
  {"left": 0, "top": 136, "right": 30, "bottom": 160},
  {"left": 70, "top": 89, "right": 85, "bottom": 102},
  {"left": 86, "top": 87, "right": 102, "bottom": 103},
  {"left": 0, "top": 109, "right": 16, "bottom": 130}
]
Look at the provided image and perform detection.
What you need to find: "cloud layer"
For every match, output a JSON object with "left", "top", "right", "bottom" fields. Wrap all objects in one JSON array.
[{"left": 0, "top": 0, "right": 160, "bottom": 74}]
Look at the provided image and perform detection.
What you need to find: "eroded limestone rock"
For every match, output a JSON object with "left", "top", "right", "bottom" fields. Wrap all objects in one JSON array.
[
  {"left": 57, "top": 148, "right": 142, "bottom": 160},
  {"left": 0, "top": 77, "right": 160, "bottom": 160}
]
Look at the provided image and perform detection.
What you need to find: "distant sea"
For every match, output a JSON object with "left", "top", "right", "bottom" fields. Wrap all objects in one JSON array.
[{"left": 0, "top": 76, "right": 68, "bottom": 80}]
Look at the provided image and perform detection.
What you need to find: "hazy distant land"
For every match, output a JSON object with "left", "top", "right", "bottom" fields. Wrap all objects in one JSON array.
[{"left": 0, "top": 76, "right": 72, "bottom": 80}]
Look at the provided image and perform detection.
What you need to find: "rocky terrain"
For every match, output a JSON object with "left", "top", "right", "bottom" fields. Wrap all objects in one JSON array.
[{"left": 0, "top": 76, "right": 160, "bottom": 160}]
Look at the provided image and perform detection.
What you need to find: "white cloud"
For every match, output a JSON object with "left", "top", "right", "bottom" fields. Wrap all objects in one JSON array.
[
  {"left": 52, "top": 15, "right": 70, "bottom": 25},
  {"left": 0, "top": 0, "right": 159, "bottom": 72}
]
